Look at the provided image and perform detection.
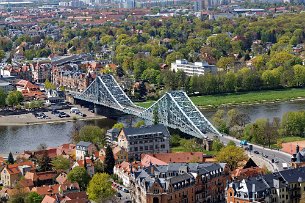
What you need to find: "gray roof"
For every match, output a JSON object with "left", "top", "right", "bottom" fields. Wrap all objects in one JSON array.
[
  {"left": 76, "top": 141, "right": 92, "bottom": 147},
  {"left": 122, "top": 124, "right": 170, "bottom": 139}
]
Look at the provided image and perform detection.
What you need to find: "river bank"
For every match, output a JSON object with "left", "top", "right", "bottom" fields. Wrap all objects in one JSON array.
[{"left": 136, "top": 88, "right": 305, "bottom": 109}]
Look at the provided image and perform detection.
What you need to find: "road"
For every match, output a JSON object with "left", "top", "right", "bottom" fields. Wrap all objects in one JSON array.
[{"left": 219, "top": 134, "right": 292, "bottom": 171}]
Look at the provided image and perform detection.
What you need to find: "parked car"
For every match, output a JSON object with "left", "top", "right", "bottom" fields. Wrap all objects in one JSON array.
[
  {"left": 123, "top": 188, "right": 129, "bottom": 193},
  {"left": 254, "top": 151, "right": 259, "bottom": 154},
  {"left": 117, "top": 192, "right": 122, "bottom": 197},
  {"left": 79, "top": 112, "right": 87, "bottom": 117},
  {"left": 70, "top": 107, "right": 80, "bottom": 114}
]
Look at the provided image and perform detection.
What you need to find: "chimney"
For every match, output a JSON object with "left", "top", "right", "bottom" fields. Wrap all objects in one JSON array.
[{"left": 296, "top": 145, "right": 300, "bottom": 153}]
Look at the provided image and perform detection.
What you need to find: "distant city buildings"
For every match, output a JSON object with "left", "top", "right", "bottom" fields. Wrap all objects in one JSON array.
[{"left": 171, "top": 59, "right": 217, "bottom": 76}]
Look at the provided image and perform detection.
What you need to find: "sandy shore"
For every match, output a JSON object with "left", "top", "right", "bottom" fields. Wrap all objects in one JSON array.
[{"left": 0, "top": 105, "right": 105, "bottom": 126}]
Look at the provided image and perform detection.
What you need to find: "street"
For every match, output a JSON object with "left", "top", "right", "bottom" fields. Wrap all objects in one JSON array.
[{"left": 219, "top": 134, "right": 292, "bottom": 171}]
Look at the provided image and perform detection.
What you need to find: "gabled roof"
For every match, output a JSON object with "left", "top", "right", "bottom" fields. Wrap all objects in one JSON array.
[{"left": 76, "top": 141, "right": 92, "bottom": 148}]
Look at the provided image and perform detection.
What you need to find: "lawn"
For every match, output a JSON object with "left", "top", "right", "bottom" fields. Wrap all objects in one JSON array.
[
  {"left": 136, "top": 88, "right": 305, "bottom": 108},
  {"left": 278, "top": 136, "right": 305, "bottom": 143}
]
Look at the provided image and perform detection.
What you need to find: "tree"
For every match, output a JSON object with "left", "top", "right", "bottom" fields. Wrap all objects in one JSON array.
[
  {"left": 227, "top": 140, "right": 236, "bottom": 146},
  {"left": 112, "top": 123, "right": 124, "bottom": 130},
  {"left": 153, "top": 106, "right": 159, "bottom": 125},
  {"left": 170, "top": 134, "right": 182, "bottom": 147},
  {"left": 87, "top": 173, "right": 115, "bottom": 202},
  {"left": 73, "top": 125, "right": 106, "bottom": 147},
  {"left": 0, "top": 88, "right": 7, "bottom": 107},
  {"left": 51, "top": 155, "right": 70, "bottom": 171},
  {"left": 68, "top": 166, "right": 91, "bottom": 190},
  {"left": 36, "top": 151, "right": 52, "bottom": 172},
  {"left": 216, "top": 145, "right": 246, "bottom": 170},
  {"left": 104, "top": 145, "right": 115, "bottom": 174},
  {"left": 212, "top": 110, "right": 228, "bottom": 133},
  {"left": 216, "top": 57, "right": 235, "bottom": 72},
  {"left": 44, "top": 79, "right": 56, "bottom": 90},
  {"left": 6, "top": 91, "right": 23, "bottom": 107},
  {"left": 8, "top": 152, "right": 14, "bottom": 164},
  {"left": 212, "top": 138, "right": 224, "bottom": 151},
  {"left": 25, "top": 192, "right": 42, "bottom": 203},
  {"left": 134, "top": 120, "right": 145, "bottom": 128}
]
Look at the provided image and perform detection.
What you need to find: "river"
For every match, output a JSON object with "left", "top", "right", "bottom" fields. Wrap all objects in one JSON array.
[{"left": 1, "top": 100, "right": 305, "bottom": 154}]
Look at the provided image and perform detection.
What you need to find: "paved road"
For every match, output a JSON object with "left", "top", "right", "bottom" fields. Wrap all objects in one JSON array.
[{"left": 219, "top": 134, "right": 292, "bottom": 171}]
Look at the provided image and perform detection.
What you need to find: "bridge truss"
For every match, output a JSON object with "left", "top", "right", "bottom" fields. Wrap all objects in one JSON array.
[{"left": 74, "top": 74, "right": 220, "bottom": 139}]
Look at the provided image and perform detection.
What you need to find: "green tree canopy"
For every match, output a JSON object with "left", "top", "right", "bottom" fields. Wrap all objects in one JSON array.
[
  {"left": 216, "top": 145, "right": 246, "bottom": 170},
  {"left": 68, "top": 166, "right": 91, "bottom": 190},
  {"left": 73, "top": 125, "right": 106, "bottom": 147},
  {"left": 87, "top": 173, "right": 115, "bottom": 202},
  {"left": 51, "top": 155, "right": 70, "bottom": 171}
]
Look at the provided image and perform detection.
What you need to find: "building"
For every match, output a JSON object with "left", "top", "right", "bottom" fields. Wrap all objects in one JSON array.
[
  {"left": 226, "top": 167, "right": 305, "bottom": 203},
  {"left": 99, "top": 145, "right": 128, "bottom": 164},
  {"left": 114, "top": 161, "right": 142, "bottom": 187},
  {"left": 171, "top": 59, "right": 217, "bottom": 76},
  {"left": 72, "top": 158, "right": 95, "bottom": 177},
  {"left": 45, "top": 89, "right": 65, "bottom": 104},
  {"left": 291, "top": 145, "right": 305, "bottom": 168},
  {"left": 141, "top": 152, "right": 209, "bottom": 167},
  {"left": 75, "top": 141, "right": 97, "bottom": 161},
  {"left": 106, "top": 128, "right": 120, "bottom": 144},
  {"left": 117, "top": 124, "right": 170, "bottom": 161},
  {"left": 130, "top": 162, "right": 229, "bottom": 203},
  {"left": 15, "top": 80, "right": 46, "bottom": 101},
  {"left": 0, "top": 161, "right": 35, "bottom": 187}
]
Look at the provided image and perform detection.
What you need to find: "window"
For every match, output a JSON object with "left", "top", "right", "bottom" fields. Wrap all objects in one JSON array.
[
  {"left": 145, "top": 146, "right": 148, "bottom": 150},
  {"left": 134, "top": 147, "right": 138, "bottom": 152},
  {"left": 150, "top": 145, "right": 153, "bottom": 150},
  {"left": 140, "top": 146, "right": 143, "bottom": 151},
  {"left": 155, "top": 145, "right": 159, "bottom": 149},
  {"left": 161, "top": 144, "right": 165, "bottom": 149}
]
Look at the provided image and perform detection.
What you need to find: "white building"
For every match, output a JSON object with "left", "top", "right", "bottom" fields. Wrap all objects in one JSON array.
[
  {"left": 171, "top": 59, "right": 217, "bottom": 76},
  {"left": 75, "top": 141, "right": 96, "bottom": 161}
]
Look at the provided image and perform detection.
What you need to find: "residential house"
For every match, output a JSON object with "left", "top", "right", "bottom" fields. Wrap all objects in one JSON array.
[
  {"left": 118, "top": 124, "right": 170, "bottom": 161},
  {"left": 106, "top": 128, "right": 120, "bottom": 144},
  {"left": 130, "top": 162, "right": 229, "bottom": 203},
  {"left": 16, "top": 79, "right": 46, "bottom": 101},
  {"left": 31, "top": 182, "right": 80, "bottom": 196},
  {"left": 0, "top": 161, "right": 35, "bottom": 187},
  {"left": 41, "top": 191, "right": 88, "bottom": 203},
  {"left": 75, "top": 141, "right": 96, "bottom": 161},
  {"left": 72, "top": 158, "right": 95, "bottom": 177},
  {"left": 113, "top": 161, "right": 142, "bottom": 187},
  {"left": 226, "top": 167, "right": 305, "bottom": 203},
  {"left": 24, "top": 171, "right": 57, "bottom": 187},
  {"left": 46, "top": 89, "right": 65, "bottom": 104},
  {"left": 99, "top": 145, "right": 128, "bottom": 164},
  {"left": 231, "top": 158, "right": 264, "bottom": 180}
]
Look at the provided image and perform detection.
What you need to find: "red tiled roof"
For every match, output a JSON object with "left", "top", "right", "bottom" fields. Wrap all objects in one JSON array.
[
  {"left": 32, "top": 182, "right": 80, "bottom": 196},
  {"left": 141, "top": 152, "right": 205, "bottom": 166}
]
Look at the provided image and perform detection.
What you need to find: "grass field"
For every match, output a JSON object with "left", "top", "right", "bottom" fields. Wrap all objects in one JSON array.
[{"left": 136, "top": 88, "right": 305, "bottom": 108}]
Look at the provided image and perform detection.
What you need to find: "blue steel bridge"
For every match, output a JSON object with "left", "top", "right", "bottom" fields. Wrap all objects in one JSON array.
[{"left": 72, "top": 74, "right": 220, "bottom": 139}]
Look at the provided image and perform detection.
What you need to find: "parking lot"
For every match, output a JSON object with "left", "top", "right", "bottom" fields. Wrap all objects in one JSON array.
[{"left": 0, "top": 105, "right": 104, "bottom": 126}]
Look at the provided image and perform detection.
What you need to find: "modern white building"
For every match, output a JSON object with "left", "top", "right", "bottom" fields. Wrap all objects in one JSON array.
[{"left": 171, "top": 59, "right": 217, "bottom": 76}]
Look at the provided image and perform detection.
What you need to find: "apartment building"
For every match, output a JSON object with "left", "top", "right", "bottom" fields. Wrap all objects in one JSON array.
[
  {"left": 171, "top": 59, "right": 217, "bottom": 76},
  {"left": 117, "top": 124, "right": 170, "bottom": 161}
]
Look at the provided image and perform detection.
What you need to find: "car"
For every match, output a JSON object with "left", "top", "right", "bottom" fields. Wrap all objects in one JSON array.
[
  {"left": 123, "top": 188, "right": 129, "bottom": 193},
  {"left": 264, "top": 155, "right": 268, "bottom": 158},
  {"left": 117, "top": 192, "right": 122, "bottom": 197},
  {"left": 254, "top": 151, "right": 259, "bottom": 154},
  {"left": 244, "top": 147, "right": 250, "bottom": 151},
  {"left": 51, "top": 110, "right": 60, "bottom": 114},
  {"left": 90, "top": 109, "right": 94, "bottom": 113},
  {"left": 274, "top": 159, "right": 279, "bottom": 163},
  {"left": 79, "top": 112, "right": 87, "bottom": 117}
]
